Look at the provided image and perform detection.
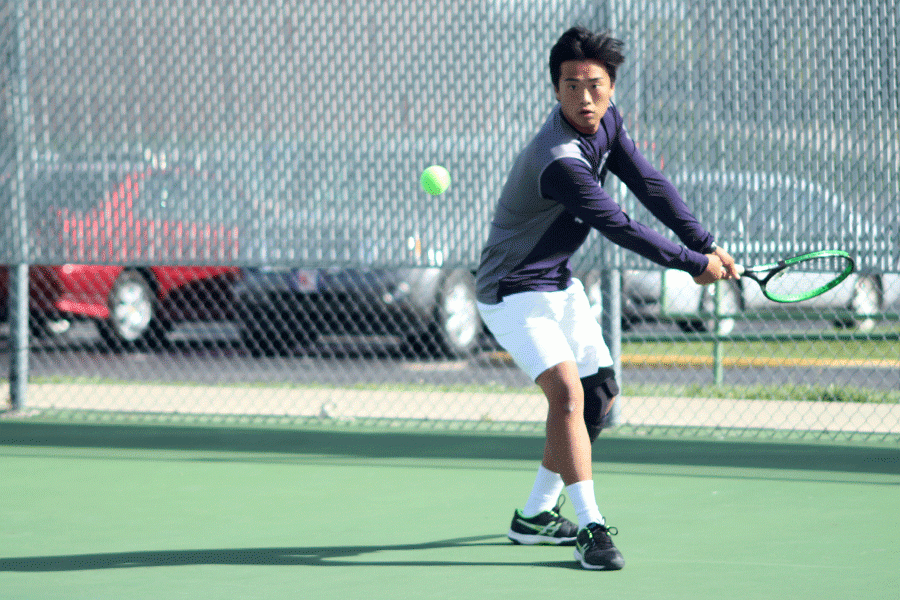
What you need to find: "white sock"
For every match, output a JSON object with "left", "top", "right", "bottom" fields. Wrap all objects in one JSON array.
[
  {"left": 521, "top": 465, "right": 565, "bottom": 517},
  {"left": 565, "top": 480, "right": 604, "bottom": 529}
]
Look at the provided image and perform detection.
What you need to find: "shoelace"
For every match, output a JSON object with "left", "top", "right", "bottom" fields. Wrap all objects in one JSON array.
[
  {"left": 587, "top": 522, "right": 619, "bottom": 548},
  {"left": 551, "top": 494, "right": 568, "bottom": 516}
]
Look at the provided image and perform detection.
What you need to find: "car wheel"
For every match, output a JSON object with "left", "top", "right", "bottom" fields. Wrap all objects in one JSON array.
[
  {"left": 581, "top": 270, "right": 633, "bottom": 331},
  {"left": 435, "top": 269, "right": 482, "bottom": 356},
  {"left": 679, "top": 282, "right": 740, "bottom": 335},
  {"left": 581, "top": 271, "right": 604, "bottom": 324},
  {"left": 836, "top": 276, "right": 880, "bottom": 331},
  {"left": 97, "top": 270, "right": 162, "bottom": 350},
  {"left": 409, "top": 270, "right": 481, "bottom": 358}
]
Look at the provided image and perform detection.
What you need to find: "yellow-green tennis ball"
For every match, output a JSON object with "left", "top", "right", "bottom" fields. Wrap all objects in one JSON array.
[{"left": 420, "top": 165, "right": 451, "bottom": 195}]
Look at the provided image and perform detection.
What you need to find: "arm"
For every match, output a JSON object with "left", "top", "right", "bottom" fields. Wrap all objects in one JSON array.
[
  {"left": 606, "top": 128, "right": 716, "bottom": 254},
  {"left": 605, "top": 125, "right": 739, "bottom": 282},
  {"left": 541, "top": 158, "right": 709, "bottom": 276}
]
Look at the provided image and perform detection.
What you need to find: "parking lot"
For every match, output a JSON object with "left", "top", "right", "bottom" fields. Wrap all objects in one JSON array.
[{"left": 1, "top": 317, "right": 896, "bottom": 386}]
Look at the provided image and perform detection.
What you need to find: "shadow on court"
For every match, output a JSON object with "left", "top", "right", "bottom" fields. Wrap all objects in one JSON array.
[
  {"left": 0, "top": 534, "right": 582, "bottom": 573},
  {"left": 2, "top": 420, "right": 898, "bottom": 475}
]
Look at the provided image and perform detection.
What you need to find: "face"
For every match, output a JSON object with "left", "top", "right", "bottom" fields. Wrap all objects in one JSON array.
[{"left": 555, "top": 60, "right": 615, "bottom": 135}]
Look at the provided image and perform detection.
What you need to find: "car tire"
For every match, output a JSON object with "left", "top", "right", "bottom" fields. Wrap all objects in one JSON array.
[
  {"left": 97, "top": 270, "right": 164, "bottom": 350},
  {"left": 679, "top": 282, "right": 740, "bottom": 335},
  {"left": 408, "top": 269, "right": 481, "bottom": 358},
  {"left": 580, "top": 270, "right": 633, "bottom": 331},
  {"left": 581, "top": 270, "right": 605, "bottom": 324},
  {"left": 836, "top": 275, "right": 880, "bottom": 331}
]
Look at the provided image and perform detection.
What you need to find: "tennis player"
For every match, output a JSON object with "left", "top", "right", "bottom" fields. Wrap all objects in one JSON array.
[{"left": 475, "top": 26, "right": 738, "bottom": 570}]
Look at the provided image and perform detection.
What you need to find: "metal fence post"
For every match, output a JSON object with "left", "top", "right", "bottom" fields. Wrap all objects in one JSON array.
[
  {"left": 7, "top": 0, "right": 31, "bottom": 411},
  {"left": 713, "top": 280, "right": 725, "bottom": 386},
  {"left": 601, "top": 268, "right": 623, "bottom": 426},
  {"left": 8, "top": 265, "right": 29, "bottom": 410}
]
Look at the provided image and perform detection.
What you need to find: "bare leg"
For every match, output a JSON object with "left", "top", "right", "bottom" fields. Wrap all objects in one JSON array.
[{"left": 536, "top": 360, "right": 592, "bottom": 485}]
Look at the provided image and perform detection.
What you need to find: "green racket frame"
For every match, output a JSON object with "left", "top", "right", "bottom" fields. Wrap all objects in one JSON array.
[{"left": 736, "top": 250, "right": 856, "bottom": 303}]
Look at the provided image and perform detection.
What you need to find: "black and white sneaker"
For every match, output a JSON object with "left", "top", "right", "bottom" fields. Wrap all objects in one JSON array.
[
  {"left": 507, "top": 497, "right": 578, "bottom": 546},
  {"left": 574, "top": 522, "right": 625, "bottom": 570}
]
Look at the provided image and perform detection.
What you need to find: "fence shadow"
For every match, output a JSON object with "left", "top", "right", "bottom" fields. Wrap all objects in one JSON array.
[{"left": 2, "top": 419, "right": 898, "bottom": 475}]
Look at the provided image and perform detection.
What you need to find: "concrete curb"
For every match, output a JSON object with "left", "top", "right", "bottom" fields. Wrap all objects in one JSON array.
[{"left": 8, "top": 382, "right": 900, "bottom": 434}]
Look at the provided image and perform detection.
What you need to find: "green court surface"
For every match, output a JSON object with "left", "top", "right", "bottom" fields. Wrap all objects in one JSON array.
[{"left": 2, "top": 421, "right": 898, "bottom": 600}]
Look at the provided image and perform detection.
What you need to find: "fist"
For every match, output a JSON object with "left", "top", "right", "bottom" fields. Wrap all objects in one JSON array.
[{"left": 693, "top": 253, "right": 725, "bottom": 285}]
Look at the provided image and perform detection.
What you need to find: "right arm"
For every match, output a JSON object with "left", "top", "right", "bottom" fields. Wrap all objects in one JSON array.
[
  {"left": 541, "top": 158, "right": 710, "bottom": 277},
  {"left": 606, "top": 124, "right": 716, "bottom": 255},
  {"left": 605, "top": 122, "right": 739, "bottom": 282}
]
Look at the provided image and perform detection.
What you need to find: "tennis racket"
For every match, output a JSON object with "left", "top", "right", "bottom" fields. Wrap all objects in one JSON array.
[{"left": 735, "top": 250, "right": 855, "bottom": 303}]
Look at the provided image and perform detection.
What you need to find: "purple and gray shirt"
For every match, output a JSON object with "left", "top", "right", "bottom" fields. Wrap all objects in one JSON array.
[{"left": 476, "top": 103, "right": 714, "bottom": 304}]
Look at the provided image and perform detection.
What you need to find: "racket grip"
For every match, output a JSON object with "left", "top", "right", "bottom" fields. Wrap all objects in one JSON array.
[{"left": 734, "top": 264, "right": 745, "bottom": 275}]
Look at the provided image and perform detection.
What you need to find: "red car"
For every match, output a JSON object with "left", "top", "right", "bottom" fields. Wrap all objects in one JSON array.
[{"left": 0, "top": 159, "right": 243, "bottom": 348}]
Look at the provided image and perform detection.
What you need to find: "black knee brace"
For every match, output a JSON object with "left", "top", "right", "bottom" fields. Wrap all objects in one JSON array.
[{"left": 582, "top": 367, "right": 619, "bottom": 442}]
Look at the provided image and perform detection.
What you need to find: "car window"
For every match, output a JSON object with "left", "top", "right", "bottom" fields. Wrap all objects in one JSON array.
[
  {"left": 665, "top": 171, "right": 850, "bottom": 253},
  {"left": 27, "top": 167, "right": 244, "bottom": 226},
  {"left": 28, "top": 171, "right": 112, "bottom": 214},
  {"left": 138, "top": 171, "right": 241, "bottom": 224}
]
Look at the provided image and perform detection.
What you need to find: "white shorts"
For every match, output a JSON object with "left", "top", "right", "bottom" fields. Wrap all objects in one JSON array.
[{"left": 477, "top": 279, "right": 613, "bottom": 382}]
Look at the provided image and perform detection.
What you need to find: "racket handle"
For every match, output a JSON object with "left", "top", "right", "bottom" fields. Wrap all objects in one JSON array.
[{"left": 734, "top": 264, "right": 745, "bottom": 275}]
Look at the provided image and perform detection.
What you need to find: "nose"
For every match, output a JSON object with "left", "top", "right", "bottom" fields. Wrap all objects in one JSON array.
[{"left": 580, "top": 86, "right": 593, "bottom": 104}]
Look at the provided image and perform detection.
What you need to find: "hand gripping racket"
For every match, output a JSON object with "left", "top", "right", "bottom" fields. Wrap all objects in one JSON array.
[{"left": 735, "top": 250, "right": 855, "bottom": 303}]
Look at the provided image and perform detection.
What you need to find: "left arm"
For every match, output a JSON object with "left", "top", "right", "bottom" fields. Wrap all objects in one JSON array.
[
  {"left": 606, "top": 126, "right": 739, "bottom": 282},
  {"left": 606, "top": 128, "right": 716, "bottom": 254}
]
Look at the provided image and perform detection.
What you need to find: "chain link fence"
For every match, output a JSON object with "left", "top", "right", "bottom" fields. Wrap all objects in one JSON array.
[{"left": 1, "top": 0, "right": 898, "bottom": 441}]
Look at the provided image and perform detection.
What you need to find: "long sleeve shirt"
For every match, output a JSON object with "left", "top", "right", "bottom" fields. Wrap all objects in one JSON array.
[{"left": 476, "top": 103, "right": 714, "bottom": 304}]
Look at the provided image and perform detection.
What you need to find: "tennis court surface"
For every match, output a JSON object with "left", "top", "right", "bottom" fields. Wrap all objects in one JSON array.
[{"left": 2, "top": 420, "right": 898, "bottom": 600}]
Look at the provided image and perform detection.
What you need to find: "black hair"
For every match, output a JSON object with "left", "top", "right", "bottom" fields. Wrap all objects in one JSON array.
[{"left": 549, "top": 27, "right": 625, "bottom": 90}]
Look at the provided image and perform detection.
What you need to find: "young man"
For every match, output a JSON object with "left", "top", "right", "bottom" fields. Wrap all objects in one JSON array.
[{"left": 475, "top": 27, "right": 738, "bottom": 570}]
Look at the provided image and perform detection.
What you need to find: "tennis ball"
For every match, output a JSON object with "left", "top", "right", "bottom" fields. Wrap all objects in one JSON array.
[{"left": 420, "top": 165, "right": 451, "bottom": 195}]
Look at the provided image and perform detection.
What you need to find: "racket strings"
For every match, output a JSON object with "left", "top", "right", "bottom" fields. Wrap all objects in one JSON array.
[{"left": 763, "top": 256, "right": 854, "bottom": 302}]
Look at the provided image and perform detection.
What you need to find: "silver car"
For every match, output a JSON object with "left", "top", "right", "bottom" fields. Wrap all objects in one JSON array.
[
  {"left": 232, "top": 263, "right": 482, "bottom": 357},
  {"left": 617, "top": 170, "right": 897, "bottom": 333}
]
